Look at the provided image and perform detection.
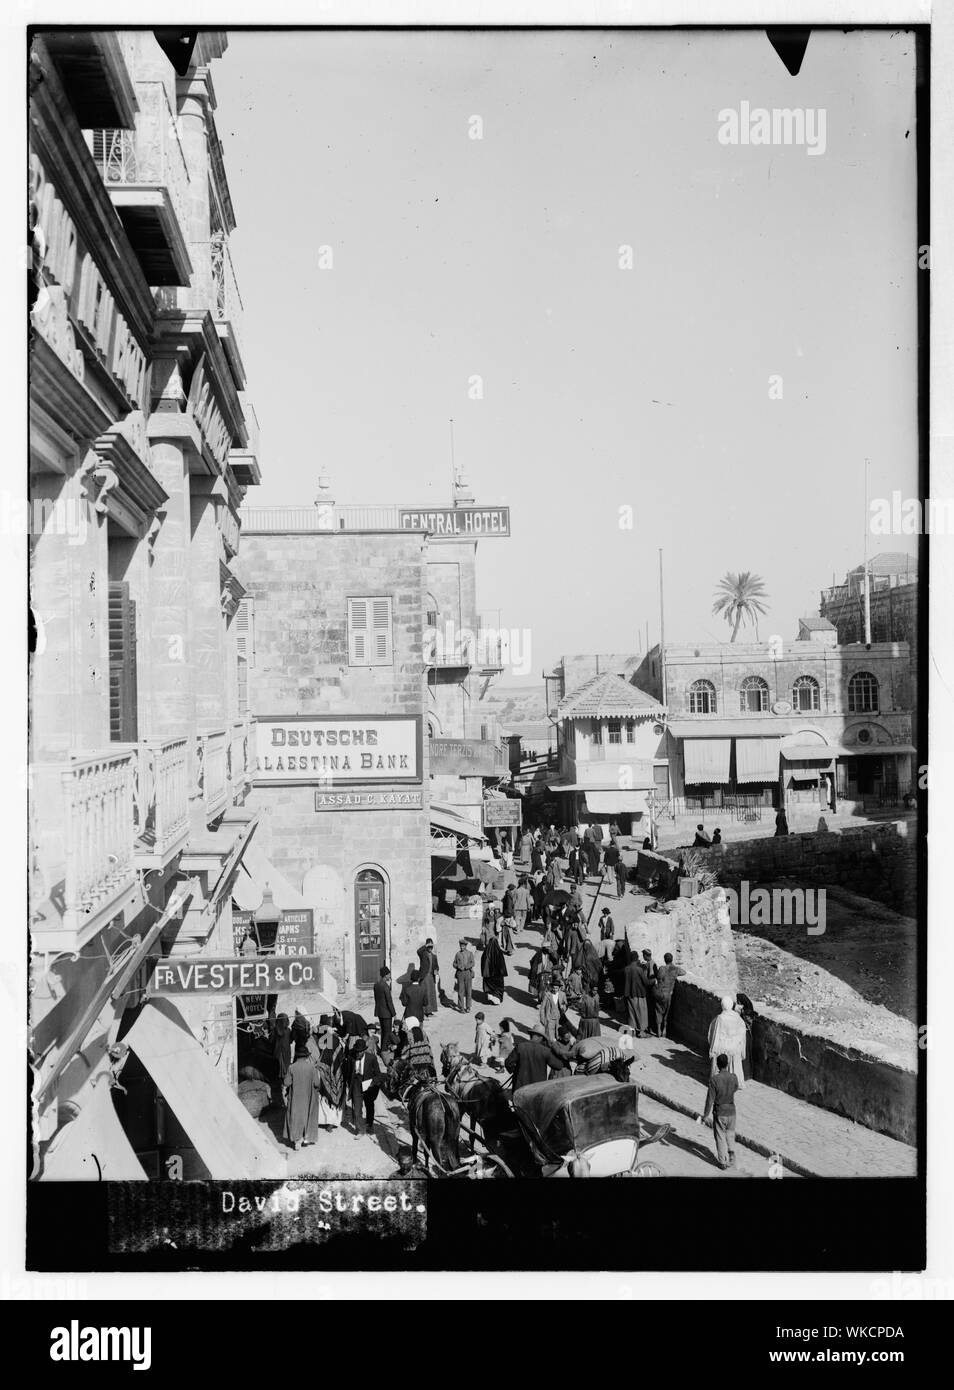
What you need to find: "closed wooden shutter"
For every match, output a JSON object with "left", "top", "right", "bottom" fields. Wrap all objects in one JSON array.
[
  {"left": 108, "top": 580, "right": 138, "bottom": 742},
  {"left": 371, "top": 597, "right": 392, "bottom": 665},
  {"left": 236, "top": 598, "right": 254, "bottom": 716},
  {"left": 348, "top": 597, "right": 392, "bottom": 666},
  {"left": 348, "top": 598, "right": 369, "bottom": 665}
]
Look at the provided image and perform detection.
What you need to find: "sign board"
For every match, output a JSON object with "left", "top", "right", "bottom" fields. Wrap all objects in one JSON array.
[
  {"left": 232, "top": 909, "right": 254, "bottom": 954},
  {"left": 482, "top": 799, "right": 522, "bottom": 828},
  {"left": 147, "top": 956, "right": 323, "bottom": 997},
  {"left": 428, "top": 737, "right": 505, "bottom": 776},
  {"left": 275, "top": 909, "right": 315, "bottom": 957},
  {"left": 315, "top": 788, "right": 424, "bottom": 811},
  {"left": 255, "top": 715, "right": 422, "bottom": 785},
  {"left": 398, "top": 506, "right": 510, "bottom": 539}
]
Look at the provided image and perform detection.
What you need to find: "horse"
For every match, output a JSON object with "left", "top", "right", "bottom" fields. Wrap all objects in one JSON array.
[
  {"left": 383, "top": 1055, "right": 462, "bottom": 1174},
  {"left": 440, "top": 1043, "right": 513, "bottom": 1150}
]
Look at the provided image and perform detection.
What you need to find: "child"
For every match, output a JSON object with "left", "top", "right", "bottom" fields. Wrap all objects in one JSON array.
[{"left": 473, "top": 1010, "right": 494, "bottom": 1066}]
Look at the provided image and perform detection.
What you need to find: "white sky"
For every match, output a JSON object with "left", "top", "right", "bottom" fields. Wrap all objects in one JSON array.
[{"left": 215, "top": 27, "right": 919, "bottom": 675}]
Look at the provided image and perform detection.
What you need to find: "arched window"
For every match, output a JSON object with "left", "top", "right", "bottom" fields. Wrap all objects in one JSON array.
[
  {"left": 848, "top": 671, "right": 879, "bottom": 713},
  {"left": 739, "top": 675, "right": 769, "bottom": 713},
  {"left": 792, "top": 675, "right": 820, "bottom": 712},
  {"left": 689, "top": 679, "right": 717, "bottom": 715}
]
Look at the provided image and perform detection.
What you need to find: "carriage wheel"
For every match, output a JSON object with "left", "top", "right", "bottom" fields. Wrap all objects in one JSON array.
[
  {"left": 633, "top": 1160, "right": 665, "bottom": 1177},
  {"left": 475, "top": 1153, "right": 515, "bottom": 1178}
]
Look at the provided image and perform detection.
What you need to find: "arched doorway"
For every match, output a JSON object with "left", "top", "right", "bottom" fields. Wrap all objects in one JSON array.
[{"left": 354, "top": 867, "right": 388, "bottom": 988}]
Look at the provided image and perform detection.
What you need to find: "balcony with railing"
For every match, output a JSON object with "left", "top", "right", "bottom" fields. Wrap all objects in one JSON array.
[
  {"left": 30, "top": 750, "right": 139, "bottom": 948},
  {"left": 228, "top": 718, "right": 254, "bottom": 792},
  {"left": 201, "top": 727, "right": 229, "bottom": 822},
  {"left": 210, "top": 232, "right": 246, "bottom": 390},
  {"left": 84, "top": 81, "right": 193, "bottom": 286},
  {"left": 133, "top": 736, "right": 190, "bottom": 866}
]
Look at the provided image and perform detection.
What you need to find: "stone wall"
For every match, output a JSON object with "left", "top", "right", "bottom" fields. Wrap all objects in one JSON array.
[
  {"left": 668, "top": 978, "right": 916, "bottom": 1144},
  {"left": 670, "top": 821, "right": 918, "bottom": 914},
  {"left": 622, "top": 887, "right": 739, "bottom": 995}
]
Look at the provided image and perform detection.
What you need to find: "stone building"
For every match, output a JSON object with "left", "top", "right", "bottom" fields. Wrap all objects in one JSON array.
[
  {"left": 632, "top": 624, "right": 915, "bottom": 812},
  {"left": 548, "top": 670, "right": 668, "bottom": 834},
  {"left": 819, "top": 552, "right": 919, "bottom": 738},
  {"left": 236, "top": 496, "right": 510, "bottom": 992},
  {"left": 29, "top": 31, "right": 277, "bottom": 1180}
]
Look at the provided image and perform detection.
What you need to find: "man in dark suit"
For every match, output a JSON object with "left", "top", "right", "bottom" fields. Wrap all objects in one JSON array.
[
  {"left": 373, "top": 966, "right": 396, "bottom": 1051},
  {"left": 622, "top": 953, "right": 650, "bottom": 1037},
  {"left": 401, "top": 968, "right": 426, "bottom": 1023},
  {"left": 505, "top": 1030, "right": 568, "bottom": 1091}
]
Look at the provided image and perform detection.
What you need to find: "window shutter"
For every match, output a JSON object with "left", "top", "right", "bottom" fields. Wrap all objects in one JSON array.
[
  {"left": 108, "top": 581, "right": 138, "bottom": 742},
  {"left": 235, "top": 597, "right": 255, "bottom": 666},
  {"left": 349, "top": 598, "right": 370, "bottom": 665},
  {"left": 371, "top": 597, "right": 392, "bottom": 665}
]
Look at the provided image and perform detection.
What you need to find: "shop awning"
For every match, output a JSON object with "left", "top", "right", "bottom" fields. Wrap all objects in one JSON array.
[
  {"left": 585, "top": 791, "right": 649, "bottom": 815},
  {"left": 669, "top": 718, "right": 794, "bottom": 738},
  {"left": 430, "top": 803, "right": 487, "bottom": 843},
  {"left": 735, "top": 737, "right": 781, "bottom": 783},
  {"left": 41, "top": 1078, "right": 147, "bottom": 1181},
  {"left": 782, "top": 744, "right": 843, "bottom": 762},
  {"left": 124, "top": 999, "right": 286, "bottom": 1180},
  {"left": 233, "top": 841, "right": 313, "bottom": 912},
  {"left": 844, "top": 744, "right": 917, "bottom": 758},
  {"left": 683, "top": 739, "right": 731, "bottom": 784}
]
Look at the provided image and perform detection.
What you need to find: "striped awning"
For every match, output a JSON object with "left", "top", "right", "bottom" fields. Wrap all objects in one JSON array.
[
  {"left": 683, "top": 739, "right": 731, "bottom": 784},
  {"left": 735, "top": 737, "right": 781, "bottom": 783}
]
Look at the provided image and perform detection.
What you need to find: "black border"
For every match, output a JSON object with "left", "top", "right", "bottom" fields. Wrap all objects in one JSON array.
[{"left": 26, "top": 20, "right": 930, "bottom": 1275}]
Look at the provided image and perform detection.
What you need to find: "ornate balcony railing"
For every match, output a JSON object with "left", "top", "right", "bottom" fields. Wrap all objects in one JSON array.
[
  {"left": 201, "top": 728, "right": 229, "bottom": 821},
  {"left": 134, "top": 736, "right": 190, "bottom": 862},
  {"left": 61, "top": 749, "right": 138, "bottom": 935},
  {"left": 228, "top": 719, "right": 252, "bottom": 789},
  {"left": 86, "top": 82, "right": 191, "bottom": 239}
]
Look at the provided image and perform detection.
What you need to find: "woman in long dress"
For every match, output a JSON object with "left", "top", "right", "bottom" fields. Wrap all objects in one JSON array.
[
  {"left": 271, "top": 1013, "right": 291, "bottom": 1097},
  {"left": 480, "top": 931, "right": 508, "bottom": 1004},
  {"left": 314, "top": 1015, "right": 346, "bottom": 1129},
  {"left": 707, "top": 995, "right": 748, "bottom": 1089},
  {"left": 499, "top": 914, "right": 515, "bottom": 956},
  {"left": 282, "top": 1042, "right": 321, "bottom": 1150}
]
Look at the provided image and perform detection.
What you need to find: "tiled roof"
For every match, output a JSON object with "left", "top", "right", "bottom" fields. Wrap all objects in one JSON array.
[{"left": 557, "top": 671, "right": 665, "bottom": 720}]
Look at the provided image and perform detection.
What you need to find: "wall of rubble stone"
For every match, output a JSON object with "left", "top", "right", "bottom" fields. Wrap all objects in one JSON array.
[
  {"left": 661, "top": 822, "right": 918, "bottom": 914},
  {"left": 667, "top": 978, "right": 916, "bottom": 1144}
]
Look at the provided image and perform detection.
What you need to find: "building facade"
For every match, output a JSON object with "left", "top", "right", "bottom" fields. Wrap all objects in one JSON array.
[
  {"left": 633, "top": 626, "right": 915, "bottom": 813},
  {"left": 549, "top": 670, "right": 668, "bottom": 834},
  {"left": 29, "top": 31, "right": 276, "bottom": 1181},
  {"left": 235, "top": 497, "right": 509, "bottom": 992}
]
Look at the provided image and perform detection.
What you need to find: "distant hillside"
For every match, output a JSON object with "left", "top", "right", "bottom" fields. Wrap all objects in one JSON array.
[{"left": 481, "top": 681, "right": 550, "bottom": 735}]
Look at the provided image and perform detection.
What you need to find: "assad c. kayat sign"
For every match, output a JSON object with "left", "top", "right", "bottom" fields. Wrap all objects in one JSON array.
[
  {"left": 255, "top": 715, "right": 423, "bottom": 785},
  {"left": 398, "top": 506, "right": 510, "bottom": 539},
  {"left": 148, "top": 956, "right": 323, "bottom": 996}
]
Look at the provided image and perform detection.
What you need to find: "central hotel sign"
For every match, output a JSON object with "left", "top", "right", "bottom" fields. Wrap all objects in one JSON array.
[
  {"left": 398, "top": 506, "right": 510, "bottom": 539},
  {"left": 255, "top": 715, "right": 423, "bottom": 785}
]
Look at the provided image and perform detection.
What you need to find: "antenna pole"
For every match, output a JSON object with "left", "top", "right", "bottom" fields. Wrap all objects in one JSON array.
[
  {"left": 863, "top": 458, "right": 872, "bottom": 644},
  {"left": 659, "top": 548, "right": 668, "bottom": 707},
  {"left": 450, "top": 418, "right": 456, "bottom": 500}
]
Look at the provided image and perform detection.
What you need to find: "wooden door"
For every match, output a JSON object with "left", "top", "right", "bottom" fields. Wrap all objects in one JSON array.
[{"left": 354, "top": 870, "right": 387, "bottom": 988}]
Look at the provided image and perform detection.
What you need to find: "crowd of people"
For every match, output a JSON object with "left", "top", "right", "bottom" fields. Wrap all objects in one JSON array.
[{"left": 237, "top": 820, "right": 760, "bottom": 1173}]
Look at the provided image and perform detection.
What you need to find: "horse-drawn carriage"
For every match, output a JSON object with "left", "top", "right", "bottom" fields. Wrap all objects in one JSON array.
[{"left": 387, "top": 1044, "right": 672, "bottom": 1178}]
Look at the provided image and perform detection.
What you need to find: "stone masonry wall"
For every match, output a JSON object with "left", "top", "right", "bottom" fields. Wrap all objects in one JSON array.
[
  {"left": 672, "top": 821, "right": 918, "bottom": 914},
  {"left": 668, "top": 978, "right": 916, "bottom": 1144}
]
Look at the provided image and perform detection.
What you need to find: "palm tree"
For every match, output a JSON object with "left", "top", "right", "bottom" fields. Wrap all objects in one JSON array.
[{"left": 712, "top": 571, "right": 769, "bottom": 642}]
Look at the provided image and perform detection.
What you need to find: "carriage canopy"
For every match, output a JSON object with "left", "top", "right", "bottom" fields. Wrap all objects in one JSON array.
[{"left": 512, "top": 1076, "right": 640, "bottom": 1166}]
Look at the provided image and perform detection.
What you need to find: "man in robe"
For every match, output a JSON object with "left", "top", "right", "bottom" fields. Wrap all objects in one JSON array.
[
  {"left": 622, "top": 951, "right": 650, "bottom": 1037},
  {"left": 505, "top": 1030, "right": 568, "bottom": 1091},
  {"left": 707, "top": 995, "right": 747, "bottom": 1088}
]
